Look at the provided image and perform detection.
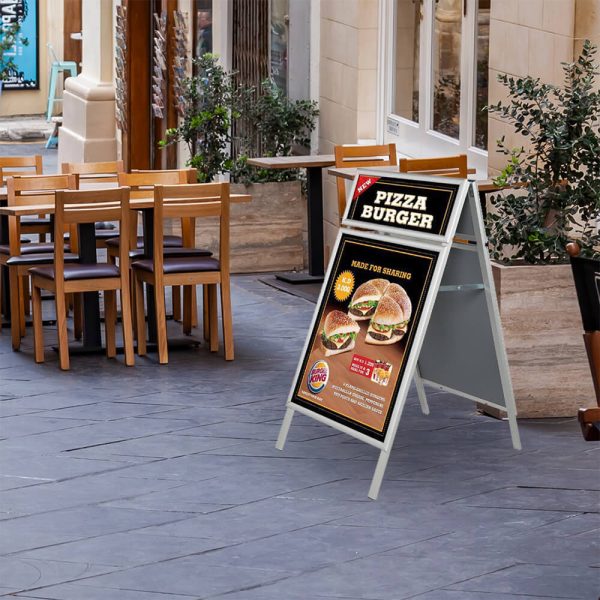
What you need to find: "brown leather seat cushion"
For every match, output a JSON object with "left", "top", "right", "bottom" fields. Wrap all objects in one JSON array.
[
  {"left": 0, "top": 243, "right": 70, "bottom": 255},
  {"left": 30, "top": 263, "right": 120, "bottom": 281},
  {"left": 132, "top": 256, "right": 219, "bottom": 274},
  {"left": 128, "top": 247, "right": 213, "bottom": 260},
  {"left": 105, "top": 235, "right": 183, "bottom": 249},
  {"left": 95, "top": 229, "right": 120, "bottom": 240},
  {"left": 21, "top": 218, "right": 51, "bottom": 227},
  {"left": 7, "top": 252, "right": 79, "bottom": 266}
]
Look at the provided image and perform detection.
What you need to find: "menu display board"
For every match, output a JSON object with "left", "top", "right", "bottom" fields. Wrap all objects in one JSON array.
[
  {"left": 292, "top": 233, "right": 438, "bottom": 441},
  {"left": 344, "top": 174, "right": 460, "bottom": 238}
]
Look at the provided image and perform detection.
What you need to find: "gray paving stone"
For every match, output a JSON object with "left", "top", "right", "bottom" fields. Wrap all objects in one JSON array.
[
  {"left": 446, "top": 563, "right": 598, "bottom": 599},
  {"left": 73, "top": 556, "right": 290, "bottom": 597},
  {"left": 0, "top": 557, "right": 115, "bottom": 595},
  {"left": 12, "top": 584, "right": 199, "bottom": 599},
  {"left": 18, "top": 532, "right": 227, "bottom": 568}
]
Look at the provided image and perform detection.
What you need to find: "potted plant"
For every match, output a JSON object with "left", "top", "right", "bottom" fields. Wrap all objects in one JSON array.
[
  {"left": 161, "top": 55, "right": 319, "bottom": 273},
  {"left": 486, "top": 40, "right": 600, "bottom": 417}
]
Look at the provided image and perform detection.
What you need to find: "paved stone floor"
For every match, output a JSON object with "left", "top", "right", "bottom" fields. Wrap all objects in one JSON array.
[{"left": 0, "top": 275, "right": 599, "bottom": 599}]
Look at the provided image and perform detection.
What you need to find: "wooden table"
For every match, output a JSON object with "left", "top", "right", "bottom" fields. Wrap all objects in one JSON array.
[
  {"left": 0, "top": 185, "right": 251, "bottom": 352},
  {"left": 247, "top": 155, "right": 336, "bottom": 283}
]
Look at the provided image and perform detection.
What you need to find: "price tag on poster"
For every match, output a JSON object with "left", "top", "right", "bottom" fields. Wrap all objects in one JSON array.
[{"left": 277, "top": 170, "right": 521, "bottom": 500}]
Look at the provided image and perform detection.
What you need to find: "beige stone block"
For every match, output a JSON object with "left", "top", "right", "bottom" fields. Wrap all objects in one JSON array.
[
  {"left": 487, "top": 68, "right": 512, "bottom": 108},
  {"left": 320, "top": 58, "right": 344, "bottom": 104},
  {"left": 491, "top": 0, "right": 519, "bottom": 23},
  {"left": 493, "top": 263, "right": 595, "bottom": 417},
  {"left": 489, "top": 18, "right": 508, "bottom": 71},
  {"left": 323, "top": 219, "right": 341, "bottom": 266},
  {"left": 543, "top": 0, "right": 575, "bottom": 36},
  {"left": 323, "top": 177, "right": 341, "bottom": 224},
  {"left": 553, "top": 33, "right": 575, "bottom": 85},
  {"left": 358, "top": 0, "right": 379, "bottom": 29},
  {"left": 517, "top": 0, "right": 543, "bottom": 29},
  {"left": 344, "top": 24, "right": 360, "bottom": 68},
  {"left": 357, "top": 69, "right": 377, "bottom": 112},
  {"left": 504, "top": 23, "right": 530, "bottom": 75},
  {"left": 528, "top": 28, "right": 556, "bottom": 82},
  {"left": 487, "top": 117, "right": 514, "bottom": 171},
  {"left": 575, "top": 0, "right": 600, "bottom": 38},
  {"left": 358, "top": 28, "right": 378, "bottom": 69},
  {"left": 342, "top": 64, "right": 359, "bottom": 110},
  {"left": 357, "top": 110, "right": 376, "bottom": 139},
  {"left": 317, "top": 98, "right": 339, "bottom": 144}
]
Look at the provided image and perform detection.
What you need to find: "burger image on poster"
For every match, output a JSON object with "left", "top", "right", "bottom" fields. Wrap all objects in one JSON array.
[
  {"left": 365, "top": 296, "right": 410, "bottom": 345},
  {"left": 321, "top": 310, "right": 361, "bottom": 357},
  {"left": 369, "top": 278, "right": 390, "bottom": 295},
  {"left": 381, "top": 283, "right": 412, "bottom": 337},
  {"left": 348, "top": 282, "right": 385, "bottom": 321}
]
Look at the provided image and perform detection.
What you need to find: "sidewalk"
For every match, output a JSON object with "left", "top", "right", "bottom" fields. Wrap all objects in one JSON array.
[
  {"left": 0, "top": 275, "right": 598, "bottom": 599},
  {"left": 0, "top": 116, "right": 53, "bottom": 143}
]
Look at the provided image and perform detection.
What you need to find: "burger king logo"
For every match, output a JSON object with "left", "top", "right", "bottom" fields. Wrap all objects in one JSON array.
[{"left": 307, "top": 360, "right": 329, "bottom": 394}]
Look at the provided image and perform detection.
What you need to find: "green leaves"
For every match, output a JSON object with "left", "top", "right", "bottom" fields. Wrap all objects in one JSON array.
[
  {"left": 160, "top": 55, "right": 319, "bottom": 185},
  {"left": 485, "top": 40, "right": 600, "bottom": 264}
]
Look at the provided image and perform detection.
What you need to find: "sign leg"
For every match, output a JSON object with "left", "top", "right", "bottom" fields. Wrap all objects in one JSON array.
[
  {"left": 506, "top": 405, "right": 522, "bottom": 450},
  {"left": 368, "top": 448, "right": 391, "bottom": 500},
  {"left": 276, "top": 407, "right": 295, "bottom": 450},
  {"left": 413, "top": 363, "right": 430, "bottom": 415}
]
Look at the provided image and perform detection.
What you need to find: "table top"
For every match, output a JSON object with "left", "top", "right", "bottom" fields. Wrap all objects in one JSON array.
[
  {"left": 246, "top": 155, "right": 336, "bottom": 169},
  {"left": 0, "top": 193, "right": 251, "bottom": 216},
  {"left": 328, "top": 165, "right": 497, "bottom": 191}
]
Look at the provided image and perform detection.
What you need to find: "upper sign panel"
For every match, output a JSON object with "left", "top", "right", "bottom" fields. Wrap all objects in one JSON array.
[{"left": 343, "top": 171, "right": 465, "bottom": 240}]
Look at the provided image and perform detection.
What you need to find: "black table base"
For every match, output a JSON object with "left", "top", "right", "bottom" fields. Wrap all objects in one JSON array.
[{"left": 274, "top": 271, "right": 324, "bottom": 284}]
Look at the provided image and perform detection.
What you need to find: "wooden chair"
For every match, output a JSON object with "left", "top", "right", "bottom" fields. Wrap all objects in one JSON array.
[
  {"left": 131, "top": 182, "right": 233, "bottom": 364},
  {"left": 399, "top": 154, "right": 471, "bottom": 179},
  {"left": 30, "top": 187, "right": 135, "bottom": 370},
  {"left": 61, "top": 161, "right": 125, "bottom": 248},
  {"left": 0, "top": 174, "right": 77, "bottom": 350},
  {"left": 0, "top": 156, "right": 51, "bottom": 241},
  {"left": 112, "top": 170, "right": 209, "bottom": 327},
  {"left": 334, "top": 144, "right": 397, "bottom": 218}
]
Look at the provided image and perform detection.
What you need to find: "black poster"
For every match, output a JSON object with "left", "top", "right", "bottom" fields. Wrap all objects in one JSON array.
[
  {"left": 346, "top": 174, "right": 460, "bottom": 237},
  {"left": 292, "top": 233, "right": 438, "bottom": 441}
]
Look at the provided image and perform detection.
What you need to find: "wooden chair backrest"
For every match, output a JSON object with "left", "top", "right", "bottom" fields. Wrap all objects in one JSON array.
[
  {"left": 0, "top": 155, "right": 43, "bottom": 185},
  {"left": 53, "top": 187, "right": 131, "bottom": 288},
  {"left": 334, "top": 144, "right": 397, "bottom": 216},
  {"left": 117, "top": 169, "right": 192, "bottom": 199},
  {"left": 153, "top": 182, "right": 230, "bottom": 276},
  {"left": 6, "top": 174, "right": 76, "bottom": 256},
  {"left": 399, "top": 154, "right": 469, "bottom": 179},
  {"left": 61, "top": 160, "right": 125, "bottom": 184}
]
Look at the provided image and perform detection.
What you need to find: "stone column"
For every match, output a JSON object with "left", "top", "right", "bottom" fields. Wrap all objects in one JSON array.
[{"left": 58, "top": 0, "right": 116, "bottom": 164}]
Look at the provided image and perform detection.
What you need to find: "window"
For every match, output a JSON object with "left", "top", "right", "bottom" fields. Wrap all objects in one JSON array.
[
  {"left": 194, "top": 0, "right": 213, "bottom": 58},
  {"left": 383, "top": 0, "right": 490, "bottom": 173}
]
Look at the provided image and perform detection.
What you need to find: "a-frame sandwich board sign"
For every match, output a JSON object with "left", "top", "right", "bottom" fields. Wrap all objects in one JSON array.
[{"left": 276, "top": 170, "right": 521, "bottom": 500}]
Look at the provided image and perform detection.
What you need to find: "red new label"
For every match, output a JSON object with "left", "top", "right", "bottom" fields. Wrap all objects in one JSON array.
[
  {"left": 352, "top": 175, "right": 380, "bottom": 201},
  {"left": 350, "top": 354, "right": 376, "bottom": 378}
]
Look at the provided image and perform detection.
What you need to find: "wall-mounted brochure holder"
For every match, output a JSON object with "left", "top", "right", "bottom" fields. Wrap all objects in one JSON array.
[{"left": 276, "top": 170, "right": 521, "bottom": 500}]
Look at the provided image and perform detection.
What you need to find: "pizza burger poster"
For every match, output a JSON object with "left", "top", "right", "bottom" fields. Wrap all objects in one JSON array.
[{"left": 292, "top": 234, "right": 438, "bottom": 440}]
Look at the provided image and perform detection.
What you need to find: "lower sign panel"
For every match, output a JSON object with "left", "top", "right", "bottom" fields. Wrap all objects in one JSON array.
[{"left": 292, "top": 233, "right": 439, "bottom": 441}]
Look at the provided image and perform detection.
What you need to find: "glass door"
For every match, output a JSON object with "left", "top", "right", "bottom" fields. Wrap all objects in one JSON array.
[{"left": 383, "top": 0, "right": 490, "bottom": 174}]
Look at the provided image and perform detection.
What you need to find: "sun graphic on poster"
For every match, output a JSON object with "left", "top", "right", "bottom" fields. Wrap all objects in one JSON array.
[{"left": 334, "top": 270, "right": 355, "bottom": 302}]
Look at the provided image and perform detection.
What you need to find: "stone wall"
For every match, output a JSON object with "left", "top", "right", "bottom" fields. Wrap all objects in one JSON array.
[
  {"left": 487, "top": 0, "right": 577, "bottom": 175},
  {"left": 318, "top": 0, "right": 379, "bottom": 264}
]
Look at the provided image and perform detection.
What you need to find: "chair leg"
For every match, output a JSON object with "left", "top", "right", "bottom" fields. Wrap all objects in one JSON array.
[
  {"left": 191, "top": 287, "right": 198, "bottom": 327},
  {"left": 9, "top": 268, "right": 21, "bottom": 351},
  {"left": 120, "top": 284, "right": 135, "bottom": 367},
  {"left": 183, "top": 285, "right": 192, "bottom": 335},
  {"left": 104, "top": 290, "right": 117, "bottom": 359},
  {"left": 55, "top": 291, "right": 70, "bottom": 370},
  {"left": 31, "top": 283, "right": 45, "bottom": 363},
  {"left": 0, "top": 265, "right": 3, "bottom": 333},
  {"left": 202, "top": 285, "right": 209, "bottom": 342},
  {"left": 208, "top": 284, "right": 218, "bottom": 353},
  {"left": 73, "top": 293, "right": 83, "bottom": 340},
  {"left": 134, "top": 276, "right": 147, "bottom": 356},
  {"left": 172, "top": 286, "right": 181, "bottom": 322},
  {"left": 22, "top": 276, "right": 30, "bottom": 316},
  {"left": 154, "top": 281, "right": 169, "bottom": 365},
  {"left": 18, "top": 275, "right": 26, "bottom": 338},
  {"left": 220, "top": 277, "right": 234, "bottom": 361}
]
